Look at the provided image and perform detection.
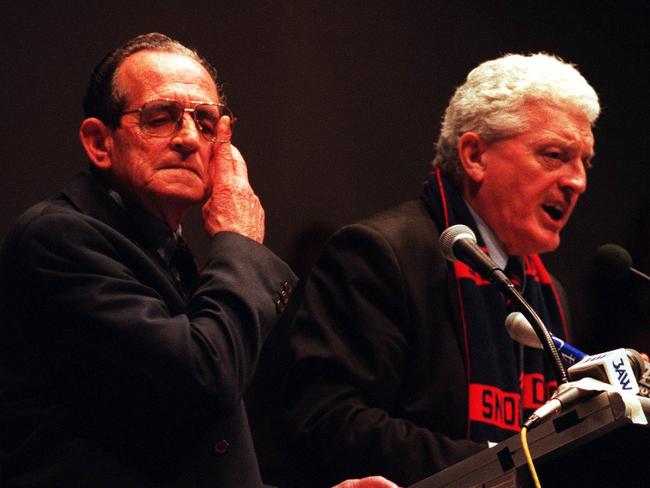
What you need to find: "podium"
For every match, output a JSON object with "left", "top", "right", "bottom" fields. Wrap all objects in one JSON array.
[{"left": 409, "top": 392, "right": 650, "bottom": 487}]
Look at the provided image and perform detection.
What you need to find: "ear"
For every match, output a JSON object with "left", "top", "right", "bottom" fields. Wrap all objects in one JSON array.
[
  {"left": 457, "top": 132, "right": 487, "bottom": 183},
  {"left": 79, "top": 118, "right": 113, "bottom": 171}
]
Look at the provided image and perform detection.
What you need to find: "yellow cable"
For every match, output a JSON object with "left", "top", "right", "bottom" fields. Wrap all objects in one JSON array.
[{"left": 520, "top": 426, "right": 542, "bottom": 488}]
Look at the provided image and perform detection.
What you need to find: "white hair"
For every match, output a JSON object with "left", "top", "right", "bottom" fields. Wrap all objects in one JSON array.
[{"left": 433, "top": 53, "right": 600, "bottom": 182}]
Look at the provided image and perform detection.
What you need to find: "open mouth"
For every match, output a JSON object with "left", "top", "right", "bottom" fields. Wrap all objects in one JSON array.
[{"left": 542, "top": 204, "right": 564, "bottom": 221}]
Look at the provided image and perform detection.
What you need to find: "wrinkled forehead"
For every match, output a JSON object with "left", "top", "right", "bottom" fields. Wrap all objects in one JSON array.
[
  {"left": 114, "top": 50, "right": 219, "bottom": 105},
  {"left": 522, "top": 100, "right": 595, "bottom": 142}
]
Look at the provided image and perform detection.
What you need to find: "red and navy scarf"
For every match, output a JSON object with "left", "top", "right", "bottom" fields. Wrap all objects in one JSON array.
[{"left": 422, "top": 169, "right": 569, "bottom": 442}]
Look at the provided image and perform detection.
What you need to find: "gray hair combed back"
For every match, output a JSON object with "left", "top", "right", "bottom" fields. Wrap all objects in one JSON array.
[
  {"left": 433, "top": 53, "right": 600, "bottom": 183},
  {"left": 83, "top": 33, "right": 220, "bottom": 128}
]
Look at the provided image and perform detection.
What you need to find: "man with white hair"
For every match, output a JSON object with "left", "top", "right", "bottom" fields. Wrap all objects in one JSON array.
[{"left": 284, "top": 53, "right": 599, "bottom": 486}]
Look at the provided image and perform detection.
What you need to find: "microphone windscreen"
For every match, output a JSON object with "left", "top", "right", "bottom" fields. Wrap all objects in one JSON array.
[
  {"left": 439, "top": 224, "right": 476, "bottom": 262},
  {"left": 592, "top": 243, "right": 633, "bottom": 280},
  {"left": 505, "top": 312, "right": 542, "bottom": 348}
]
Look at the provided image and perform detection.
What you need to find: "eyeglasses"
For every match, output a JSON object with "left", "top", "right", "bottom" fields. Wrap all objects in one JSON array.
[{"left": 121, "top": 99, "right": 234, "bottom": 142}]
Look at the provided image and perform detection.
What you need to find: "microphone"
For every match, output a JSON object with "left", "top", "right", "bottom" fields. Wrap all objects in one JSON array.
[
  {"left": 568, "top": 349, "right": 644, "bottom": 390},
  {"left": 439, "top": 224, "right": 569, "bottom": 384},
  {"left": 524, "top": 347, "right": 646, "bottom": 429},
  {"left": 593, "top": 243, "right": 650, "bottom": 285},
  {"left": 505, "top": 312, "right": 586, "bottom": 366},
  {"left": 506, "top": 312, "right": 648, "bottom": 390},
  {"left": 439, "top": 224, "right": 509, "bottom": 285},
  {"left": 523, "top": 379, "right": 608, "bottom": 429},
  {"left": 512, "top": 315, "right": 650, "bottom": 429}
]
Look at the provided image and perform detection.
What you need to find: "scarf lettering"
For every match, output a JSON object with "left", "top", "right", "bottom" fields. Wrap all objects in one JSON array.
[
  {"left": 468, "top": 384, "right": 521, "bottom": 431},
  {"left": 520, "top": 373, "right": 557, "bottom": 410}
]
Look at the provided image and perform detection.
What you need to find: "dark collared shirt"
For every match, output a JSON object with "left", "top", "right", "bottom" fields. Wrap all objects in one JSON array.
[{"left": 107, "top": 189, "right": 181, "bottom": 266}]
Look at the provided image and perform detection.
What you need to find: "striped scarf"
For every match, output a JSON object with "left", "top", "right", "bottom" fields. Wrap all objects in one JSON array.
[{"left": 422, "top": 168, "right": 569, "bottom": 442}]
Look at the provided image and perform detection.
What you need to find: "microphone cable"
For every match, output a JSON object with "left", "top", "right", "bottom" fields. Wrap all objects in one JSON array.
[{"left": 520, "top": 426, "right": 542, "bottom": 488}]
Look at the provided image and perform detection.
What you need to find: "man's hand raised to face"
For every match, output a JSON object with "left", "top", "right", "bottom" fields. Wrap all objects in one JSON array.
[{"left": 202, "top": 115, "right": 265, "bottom": 243}]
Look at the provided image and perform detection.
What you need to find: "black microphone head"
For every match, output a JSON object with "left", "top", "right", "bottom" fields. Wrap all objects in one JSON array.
[
  {"left": 626, "top": 348, "right": 646, "bottom": 381},
  {"left": 593, "top": 243, "right": 632, "bottom": 280},
  {"left": 439, "top": 224, "right": 476, "bottom": 262}
]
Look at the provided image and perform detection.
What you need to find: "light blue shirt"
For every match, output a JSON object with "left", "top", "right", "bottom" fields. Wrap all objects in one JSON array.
[{"left": 465, "top": 201, "right": 509, "bottom": 270}]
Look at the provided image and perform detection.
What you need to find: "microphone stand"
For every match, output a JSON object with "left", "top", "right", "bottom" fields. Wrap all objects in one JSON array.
[
  {"left": 630, "top": 267, "right": 650, "bottom": 283},
  {"left": 491, "top": 269, "right": 569, "bottom": 385}
]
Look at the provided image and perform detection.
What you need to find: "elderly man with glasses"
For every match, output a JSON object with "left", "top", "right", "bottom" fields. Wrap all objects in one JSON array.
[{"left": 0, "top": 33, "right": 396, "bottom": 488}]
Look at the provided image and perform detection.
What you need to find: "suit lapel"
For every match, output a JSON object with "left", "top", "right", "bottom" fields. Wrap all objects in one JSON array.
[{"left": 60, "top": 171, "right": 186, "bottom": 310}]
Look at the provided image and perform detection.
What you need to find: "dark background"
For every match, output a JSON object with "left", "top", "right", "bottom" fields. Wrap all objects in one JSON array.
[{"left": 2, "top": 1, "right": 649, "bottom": 348}]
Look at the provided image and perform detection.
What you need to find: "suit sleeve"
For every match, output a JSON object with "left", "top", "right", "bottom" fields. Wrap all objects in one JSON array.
[
  {"left": 284, "top": 223, "right": 485, "bottom": 487},
  {"left": 7, "top": 207, "right": 296, "bottom": 418}
]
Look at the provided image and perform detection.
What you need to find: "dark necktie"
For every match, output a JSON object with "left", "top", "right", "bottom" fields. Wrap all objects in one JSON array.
[
  {"left": 505, "top": 257, "right": 525, "bottom": 293},
  {"left": 503, "top": 257, "right": 525, "bottom": 312},
  {"left": 170, "top": 235, "right": 199, "bottom": 298}
]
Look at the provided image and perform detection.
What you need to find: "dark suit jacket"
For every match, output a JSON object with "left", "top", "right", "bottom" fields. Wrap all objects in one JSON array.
[
  {"left": 284, "top": 199, "right": 569, "bottom": 487},
  {"left": 0, "top": 172, "right": 296, "bottom": 487}
]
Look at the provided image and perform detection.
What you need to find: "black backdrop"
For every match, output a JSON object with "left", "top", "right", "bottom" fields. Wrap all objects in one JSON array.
[{"left": 2, "top": 1, "right": 649, "bottom": 347}]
